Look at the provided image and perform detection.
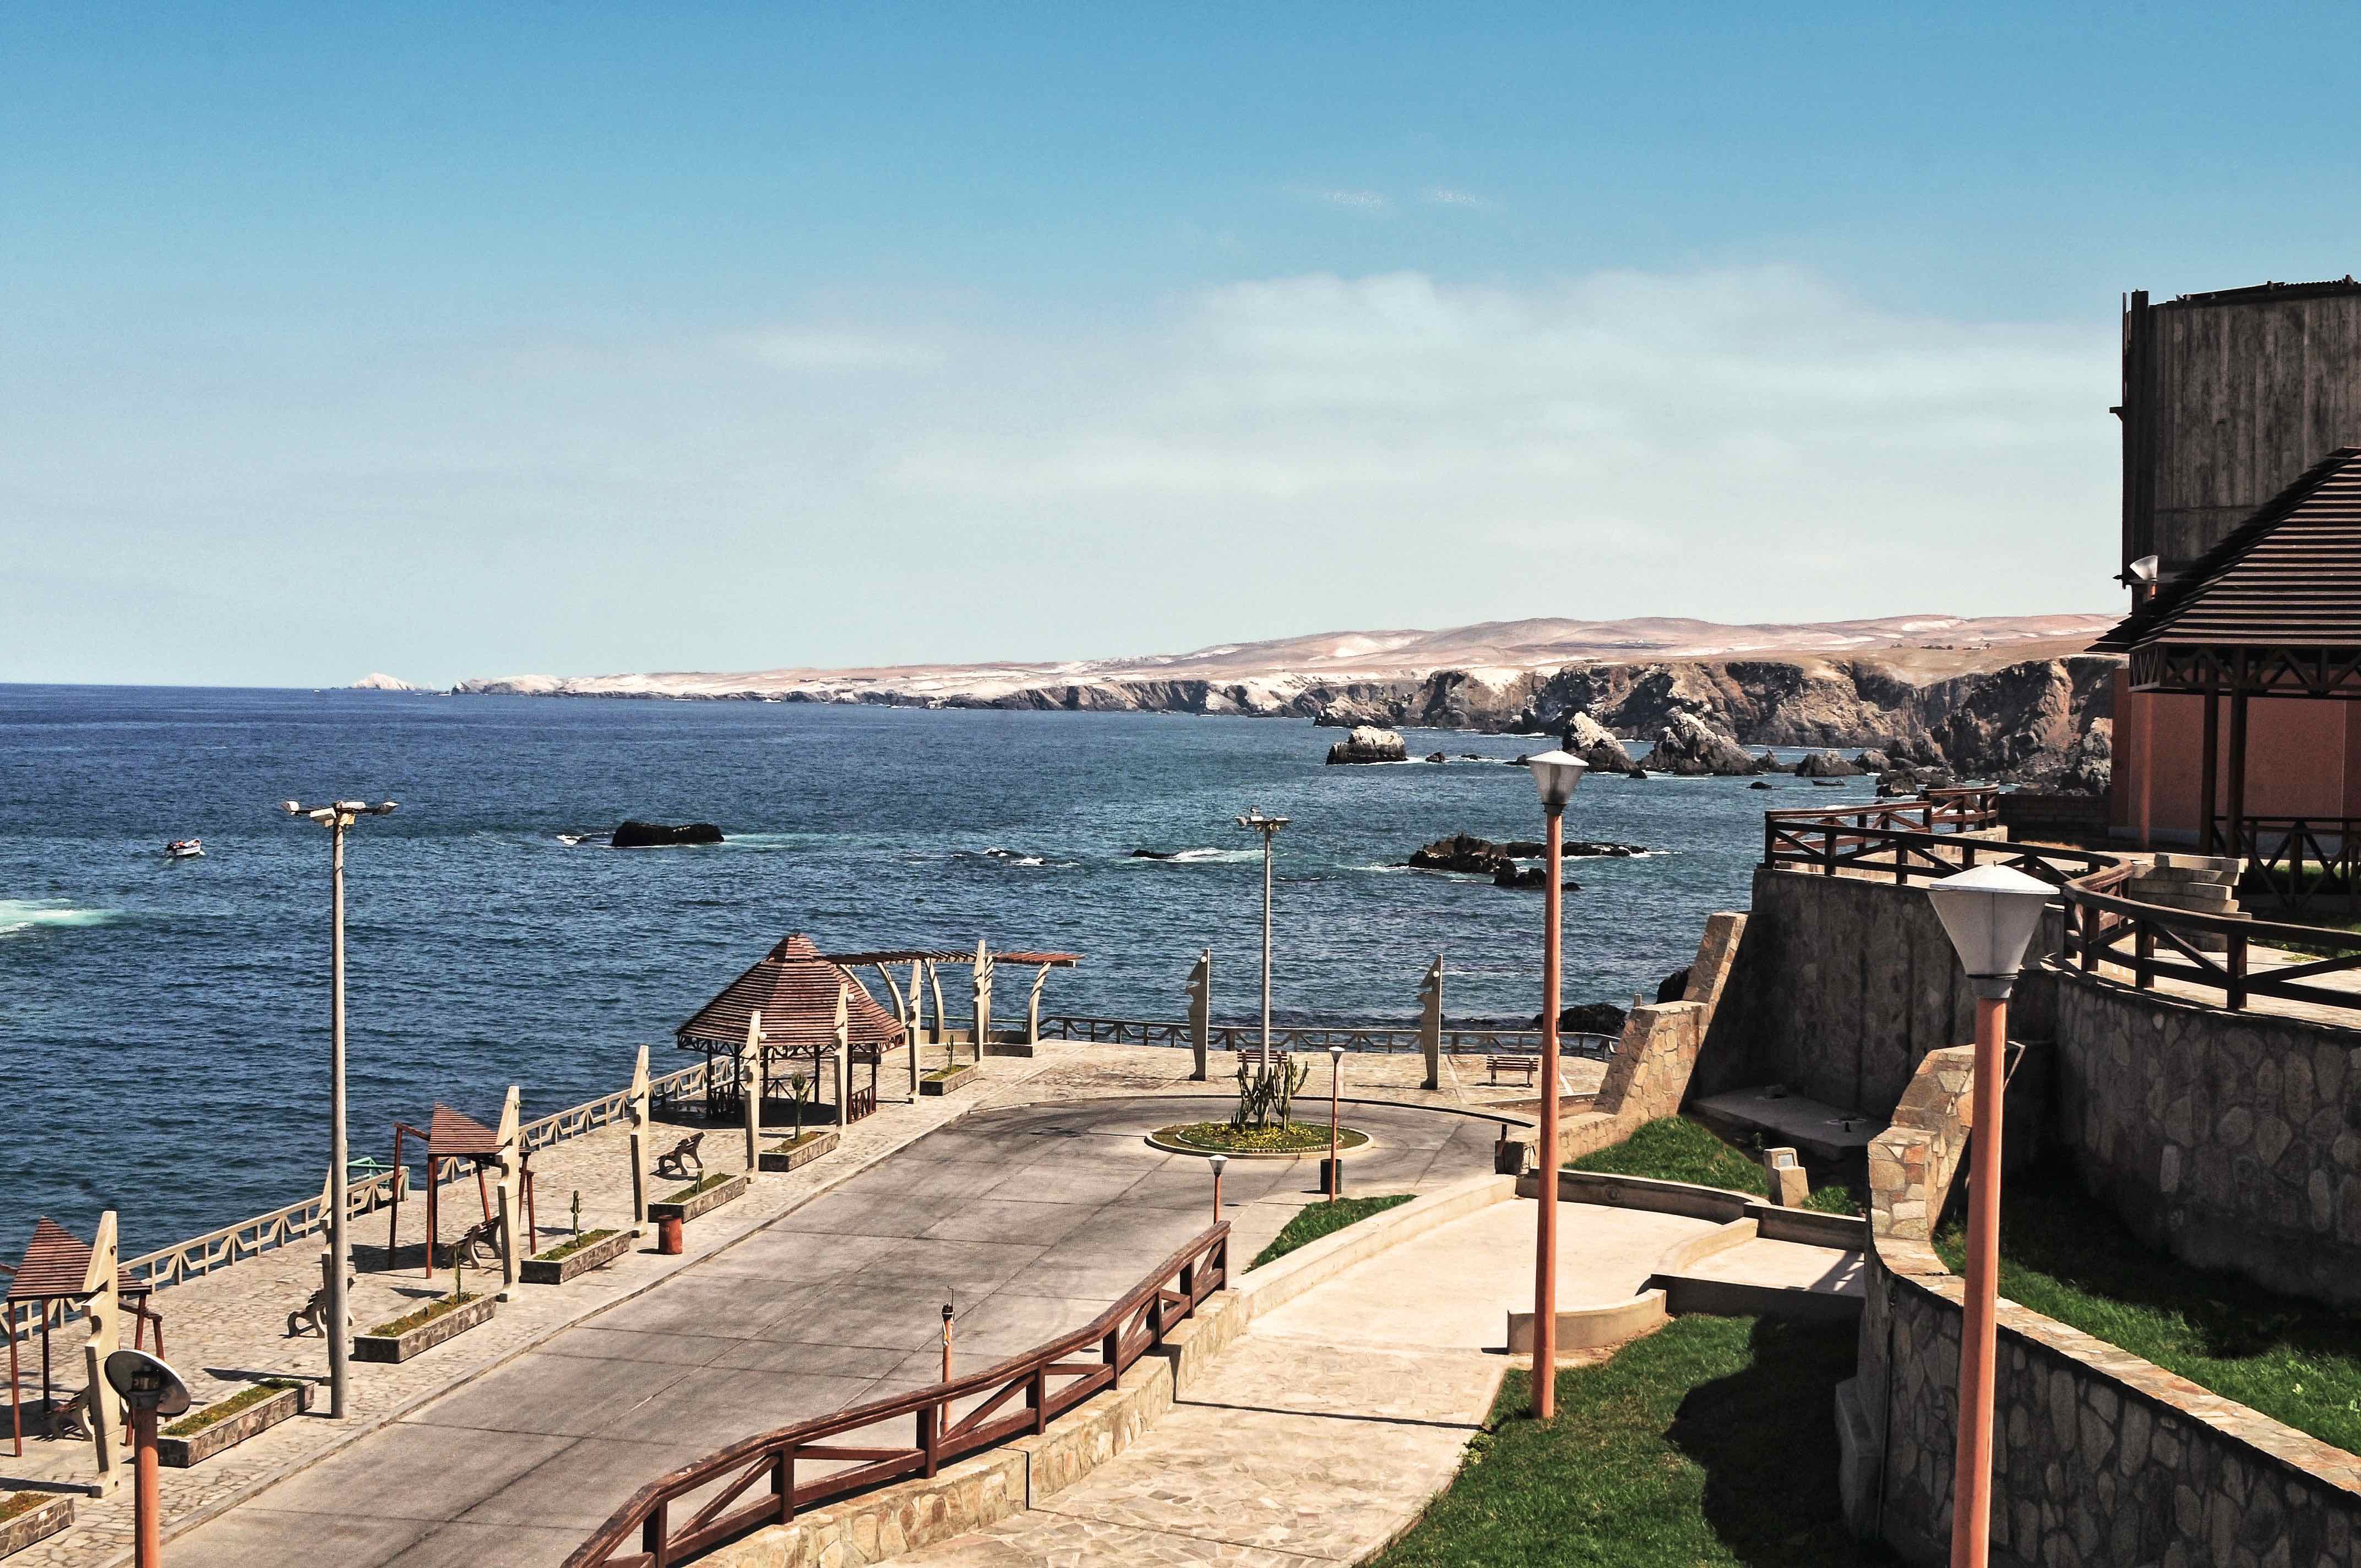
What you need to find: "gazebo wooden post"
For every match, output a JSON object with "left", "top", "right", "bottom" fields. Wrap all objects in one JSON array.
[
  {"left": 2227, "top": 684, "right": 2251, "bottom": 864},
  {"left": 833, "top": 986, "right": 851, "bottom": 1129},
  {"left": 2200, "top": 683, "right": 2221, "bottom": 854},
  {"left": 927, "top": 962, "right": 947, "bottom": 1066}
]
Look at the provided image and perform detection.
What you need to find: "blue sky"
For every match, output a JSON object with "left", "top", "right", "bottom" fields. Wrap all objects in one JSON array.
[{"left": 8, "top": 5, "right": 2359, "bottom": 687}]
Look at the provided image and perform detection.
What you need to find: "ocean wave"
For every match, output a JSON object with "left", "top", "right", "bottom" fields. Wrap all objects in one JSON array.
[{"left": 0, "top": 901, "right": 119, "bottom": 938}]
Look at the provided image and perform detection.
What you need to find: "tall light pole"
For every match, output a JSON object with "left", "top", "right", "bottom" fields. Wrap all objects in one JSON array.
[
  {"left": 1326, "top": 1043, "right": 1345, "bottom": 1202},
  {"left": 1234, "top": 810, "right": 1289, "bottom": 1057},
  {"left": 1522, "top": 749, "right": 1587, "bottom": 1419},
  {"left": 1926, "top": 863, "right": 2053, "bottom": 1568},
  {"left": 280, "top": 797, "right": 398, "bottom": 1422}
]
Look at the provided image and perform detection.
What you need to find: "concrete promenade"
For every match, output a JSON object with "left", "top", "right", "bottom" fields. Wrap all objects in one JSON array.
[{"left": 3, "top": 1041, "right": 1526, "bottom": 1568}]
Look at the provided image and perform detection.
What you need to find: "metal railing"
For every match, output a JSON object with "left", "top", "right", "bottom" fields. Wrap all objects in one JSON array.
[
  {"left": 564, "top": 1224, "right": 1231, "bottom": 1568},
  {"left": 1036, "top": 1017, "right": 1590, "bottom": 1055}
]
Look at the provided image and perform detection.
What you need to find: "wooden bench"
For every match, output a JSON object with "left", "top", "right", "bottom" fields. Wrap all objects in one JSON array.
[
  {"left": 656, "top": 1131, "right": 705, "bottom": 1179},
  {"left": 1234, "top": 1044, "right": 1290, "bottom": 1068},
  {"left": 1486, "top": 1055, "right": 1539, "bottom": 1085}
]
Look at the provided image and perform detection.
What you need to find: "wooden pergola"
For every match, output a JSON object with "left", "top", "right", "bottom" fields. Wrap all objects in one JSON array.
[
  {"left": 676, "top": 936, "right": 907, "bottom": 1123},
  {"left": 387, "top": 1102, "right": 537, "bottom": 1280},
  {"left": 2095, "top": 445, "right": 2361, "bottom": 899},
  {"left": 4, "top": 1218, "right": 155, "bottom": 1457}
]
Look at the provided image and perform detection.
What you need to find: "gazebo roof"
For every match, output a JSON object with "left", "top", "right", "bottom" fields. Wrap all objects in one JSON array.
[
  {"left": 2095, "top": 446, "right": 2361, "bottom": 696},
  {"left": 426, "top": 1103, "right": 502, "bottom": 1159},
  {"left": 676, "top": 935, "right": 906, "bottom": 1058},
  {"left": 5, "top": 1217, "right": 143, "bottom": 1302}
]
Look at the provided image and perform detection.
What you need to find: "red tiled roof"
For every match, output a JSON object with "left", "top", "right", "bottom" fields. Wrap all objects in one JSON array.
[{"left": 676, "top": 935, "right": 907, "bottom": 1058}]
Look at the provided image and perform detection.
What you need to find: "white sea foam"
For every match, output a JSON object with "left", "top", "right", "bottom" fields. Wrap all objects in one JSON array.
[{"left": 0, "top": 901, "right": 118, "bottom": 938}]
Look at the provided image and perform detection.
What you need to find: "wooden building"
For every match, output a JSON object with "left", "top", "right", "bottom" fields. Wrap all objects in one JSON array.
[{"left": 2108, "top": 281, "right": 2361, "bottom": 854}]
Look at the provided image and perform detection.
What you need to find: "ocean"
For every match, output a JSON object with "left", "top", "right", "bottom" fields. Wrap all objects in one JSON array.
[{"left": 0, "top": 684, "right": 1870, "bottom": 1252}]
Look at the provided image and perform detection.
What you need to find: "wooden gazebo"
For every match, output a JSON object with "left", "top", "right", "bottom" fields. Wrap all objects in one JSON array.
[
  {"left": 677, "top": 935, "right": 906, "bottom": 1123},
  {"left": 2095, "top": 445, "right": 2361, "bottom": 903},
  {"left": 4, "top": 1218, "right": 155, "bottom": 1457}
]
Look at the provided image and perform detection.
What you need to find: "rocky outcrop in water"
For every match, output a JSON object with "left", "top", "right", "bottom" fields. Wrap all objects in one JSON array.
[
  {"left": 1407, "top": 832, "right": 1642, "bottom": 876},
  {"left": 1641, "top": 713, "right": 1762, "bottom": 776},
  {"left": 1325, "top": 726, "right": 1407, "bottom": 765},
  {"left": 1794, "top": 750, "right": 1862, "bottom": 778},
  {"left": 612, "top": 820, "right": 724, "bottom": 848},
  {"left": 1560, "top": 711, "right": 1639, "bottom": 774}
]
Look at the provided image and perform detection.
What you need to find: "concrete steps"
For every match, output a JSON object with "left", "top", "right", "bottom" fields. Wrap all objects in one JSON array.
[{"left": 2124, "top": 853, "right": 2246, "bottom": 952}]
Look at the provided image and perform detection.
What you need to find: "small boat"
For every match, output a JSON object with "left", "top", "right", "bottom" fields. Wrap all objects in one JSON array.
[{"left": 165, "top": 839, "right": 205, "bottom": 859}]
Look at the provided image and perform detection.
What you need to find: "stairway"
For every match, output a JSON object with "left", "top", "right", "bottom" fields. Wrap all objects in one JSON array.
[{"left": 2122, "top": 853, "right": 2246, "bottom": 952}]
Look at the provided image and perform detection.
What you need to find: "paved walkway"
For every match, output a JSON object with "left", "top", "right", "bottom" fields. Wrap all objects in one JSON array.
[
  {"left": 157, "top": 1094, "right": 1501, "bottom": 1568},
  {"left": 898, "top": 1195, "right": 1727, "bottom": 1568}
]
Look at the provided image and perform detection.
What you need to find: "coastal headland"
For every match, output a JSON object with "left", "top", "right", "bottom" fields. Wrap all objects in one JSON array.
[{"left": 456, "top": 611, "right": 2119, "bottom": 787}]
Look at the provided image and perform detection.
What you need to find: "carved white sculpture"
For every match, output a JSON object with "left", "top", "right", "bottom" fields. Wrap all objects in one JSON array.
[
  {"left": 627, "top": 1043, "right": 651, "bottom": 1231},
  {"left": 81, "top": 1210, "right": 120, "bottom": 1492},
  {"left": 1419, "top": 955, "right": 1445, "bottom": 1091},
  {"left": 494, "top": 1085, "right": 523, "bottom": 1294},
  {"left": 1185, "top": 950, "right": 1212, "bottom": 1082},
  {"left": 740, "top": 1011, "right": 765, "bottom": 1170}
]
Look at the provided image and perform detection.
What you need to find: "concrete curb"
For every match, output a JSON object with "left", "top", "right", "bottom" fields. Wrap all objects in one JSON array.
[{"left": 1232, "top": 1172, "right": 1517, "bottom": 1322}]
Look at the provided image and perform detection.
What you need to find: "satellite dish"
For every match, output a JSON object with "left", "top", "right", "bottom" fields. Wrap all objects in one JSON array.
[{"left": 102, "top": 1348, "right": 192, "bottom": 1418}]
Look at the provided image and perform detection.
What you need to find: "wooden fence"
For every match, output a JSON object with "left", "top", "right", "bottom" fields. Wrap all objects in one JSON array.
[{"left": 1036, "top": 1017, "right": 1617, "bottom": 1059}]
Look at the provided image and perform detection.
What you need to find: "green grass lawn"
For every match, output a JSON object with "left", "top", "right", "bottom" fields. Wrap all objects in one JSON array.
[
  {"left": 1250, "top": 1193, "right": 1415, "bottom": 1268},
  {"left": 1568, "top": 1116, "right": 1862, "bottom": 1216},
  {"left": 1935, "top": 1167, "right": 2361, "bottom": 1454},
  {"left": 1371, "top": 1315, "right": 1883, "bottom": 1567}
]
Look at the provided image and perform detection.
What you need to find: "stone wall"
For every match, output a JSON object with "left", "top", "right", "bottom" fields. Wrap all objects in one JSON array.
[
  {"left": 1549, "top": 911, "right": 1745, "bottom": 1162},
  {"left": 1847, "top": 1046, "right": 2361, "bottom": 1565},
  {"left": 1699, "top": 866, "right": 2058, "bottom": 1116},
  {"left": 2053, "top": 962, "right": 2361, "bottom": 1308}
]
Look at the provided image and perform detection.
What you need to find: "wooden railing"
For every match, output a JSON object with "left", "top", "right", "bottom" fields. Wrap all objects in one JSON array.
[
  {"left": 2061, "top": 863, "right": 2361, "bottom": 1017},
  {"left": 2218, "top": 815, "right": 2361, "bottom": 913},
  {"left": 1764, "top": 815, "right": 2113, "bottom": 886},
  {"left": 564, "top": 1224, "right": 1231, "bottom": 1568},
  {"left": 1035, "top": 1017, "right": 1613, "bottom": 1058}
]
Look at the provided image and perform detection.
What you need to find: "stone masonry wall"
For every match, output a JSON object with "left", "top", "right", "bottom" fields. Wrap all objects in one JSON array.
[
  {"left": 2054, "top": 962, "right": 2361, "bottom": 1309},
  {"left": 1851, "top": 1046, "right": 2361, "bottom": 1566},
  {"left": 1702, "top": 867, "right": 2059, "bottom": 1117},
  {"left": 1552, "top": 911, "right": 1744, "bottom": 1162}
]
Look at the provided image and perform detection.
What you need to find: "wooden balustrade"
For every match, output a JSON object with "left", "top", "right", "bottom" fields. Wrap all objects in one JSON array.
[
  {"left": 563, "top": 1224, "right": 1231, "bottom": 1568},
  {"left": 1033, "top": 1017, "right": 1604, "bottom": 1056}
]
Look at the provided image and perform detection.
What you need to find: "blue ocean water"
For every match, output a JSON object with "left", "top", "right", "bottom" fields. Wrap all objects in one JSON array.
[{"left": 0, "top": 685, "right": 1872, "bottom": 1252}]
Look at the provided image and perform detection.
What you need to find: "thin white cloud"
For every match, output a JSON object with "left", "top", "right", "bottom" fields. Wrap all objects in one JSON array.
[
  {"left": 1423, "top": 187, "right": 1493, "bottom": 209},
  {"left": 732, "top": 329, "right": 944, "bottom": 371},
  {"left": 1294, "top": 186, "right": 1391, "bottom": 214}
]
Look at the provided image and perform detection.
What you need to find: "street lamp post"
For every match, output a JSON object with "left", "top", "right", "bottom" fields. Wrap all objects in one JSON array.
[
  {"left": 1925, "top": 863, "right": 2054, "bottom": 1568},
  {"left": 1234, "top": 810, "right": 1289, "bottom": 1058},
  {"left": 1326, "top": 1043, "right": 1345, "bottom": 1201},
  {"left": 103, "top": 1348, "right": 188, "bottom": 1568},
  {"left": 280, "top": 797, "right": 398, "bottom": 1422},
  {"left": 1209, "top": 1152, "right": 1227, "bottom": 1224},
  {"left": 1521, "top": 749, "right": 1587, "bottom": 1420}
]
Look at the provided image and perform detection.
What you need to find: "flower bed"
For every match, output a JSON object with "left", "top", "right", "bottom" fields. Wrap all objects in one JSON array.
[
  {"left": 920, "top": 1064, "right": 981, "bottom": 1096},
  {"left": 649, "top": 1170, "right": 748, "bottom": 1224},
  {"left": 1149, "top": 1121, "right": 1372, "bottom": 1158},
  {"left": 520, "top": 1227, "right": 632, "bottom": 1285},
  {"left": 156, "top": 1379, "right": 309, "bottom": 1468},
  {"left": 353, "top": 1293, "right": 496, "bottom": 1364},
  {"left": 0, "top": 1494, "right": 73, "bottom": 1560},
  {"left": 760, "top": 1128, "right": 840, "bottom": 1173}
]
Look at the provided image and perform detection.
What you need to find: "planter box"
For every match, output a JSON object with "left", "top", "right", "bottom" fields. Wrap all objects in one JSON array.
[
  {"left": 760, "top": 1129, "right": 840, "bottom": 1173},
  {"left": 520, "top": 1228, "right": 634, "bottom": 1286},
  {"left": 921, "top": 1065, "right": 981, "bottom": 1097},
  {"left": 156, "top": 1381, "right": 311, "bottom": 1468},
  {"left": 352, "top": 1294, "right": 498, "bottom": 1364},
  {"left": 649, "top": 1172, "right": 749, "bottom": 1226},
  {"left": 0, "top": 1495, "right": 72, "bottom": 1560}
]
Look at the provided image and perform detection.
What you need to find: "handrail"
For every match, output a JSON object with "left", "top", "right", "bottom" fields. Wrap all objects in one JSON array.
[
  {"left": 1036, "top": 1017, "right": 1618, "bottom": 1061},
  {"left": 1764, "top": 795, "right": 2361, "bottom": 1022},
  {"left": 2216, "top": 814, "right": 2360, "bottom": 913},
  {"left": 564, "top": 1223, "right": 1231, "bottom": 1568}
]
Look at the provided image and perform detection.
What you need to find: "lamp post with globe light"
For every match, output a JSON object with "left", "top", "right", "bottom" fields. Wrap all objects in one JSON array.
[
  {"left": 1521, "top": 749, "right": 1587, "bottom": 1418},
  {"left": 279, "top": 797, "right": 398, "bottom": 1422},
  {"left": 1925, "top": 863, "right": 2055, "bottom": 1568}
]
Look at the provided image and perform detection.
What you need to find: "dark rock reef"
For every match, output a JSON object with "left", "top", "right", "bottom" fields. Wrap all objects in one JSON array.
[{"left": 612, "top": 820, "right": 725, "bottom": 848}]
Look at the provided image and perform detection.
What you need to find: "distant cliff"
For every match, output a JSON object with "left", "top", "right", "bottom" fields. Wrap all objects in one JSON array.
[{"left": 455, "top": 612, "right": 2119, "bottom": 790}]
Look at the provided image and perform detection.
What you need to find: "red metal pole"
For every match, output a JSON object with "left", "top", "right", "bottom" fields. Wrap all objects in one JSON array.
[
  {"left": 1533, "top": 806, "right": 1564, "bottom": 1419},
  {"left": 1951, "top": 993, "right": 2008, "bottom": 1568},
  {"left": 133, "top": 1403, "right": 161, "bottom": 1568}
]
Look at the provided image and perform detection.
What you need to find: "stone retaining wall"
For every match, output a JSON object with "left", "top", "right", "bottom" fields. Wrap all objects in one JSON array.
[
  {"left": 2054, "top": 960, "right": 2361, "bottom": 1308},
  {"left": 1552, "top": 911, "right": 1746, "bottom": 1162},
  {"left": 1702, "top": 867, "right": 2058, "bottom": 1116},
  {"left": 1847, "top": 1046, "right": 2361, "bottom": 1565}
]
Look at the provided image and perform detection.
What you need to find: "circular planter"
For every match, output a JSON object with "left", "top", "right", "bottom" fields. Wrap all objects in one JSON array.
[{"left": 1146, "top": 1124, "right": 1375, "bottom": 1159}]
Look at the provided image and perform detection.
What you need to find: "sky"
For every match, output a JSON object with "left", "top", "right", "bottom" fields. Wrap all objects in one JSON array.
[{"left": 8, "top": 4, "right": 2361, "bottom": 688}]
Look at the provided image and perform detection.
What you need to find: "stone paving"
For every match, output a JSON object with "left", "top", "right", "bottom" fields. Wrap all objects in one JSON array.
[{"left": 2, "top": 1038, "right": 1521, "bottom": 1568}]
